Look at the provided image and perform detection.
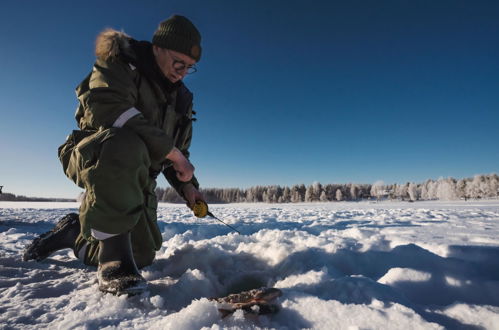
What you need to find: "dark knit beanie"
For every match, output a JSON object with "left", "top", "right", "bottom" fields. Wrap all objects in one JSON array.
[{"left": 152, "top": 15, "right": 202, "bottom": 62}]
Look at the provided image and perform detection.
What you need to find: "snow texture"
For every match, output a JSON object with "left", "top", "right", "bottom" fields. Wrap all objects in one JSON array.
[{"left": 1, "top": 200, "right": 499, "bottom": 329}]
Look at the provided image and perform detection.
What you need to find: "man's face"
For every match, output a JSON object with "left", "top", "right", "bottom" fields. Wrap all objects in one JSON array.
[{"left": 153, "top": 46, "right": 197, "bottom": 83}]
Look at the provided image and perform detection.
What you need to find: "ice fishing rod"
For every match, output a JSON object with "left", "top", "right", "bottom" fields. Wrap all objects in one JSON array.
[{"left": 191, "top": 200, "right": 241, "bottom": 234}]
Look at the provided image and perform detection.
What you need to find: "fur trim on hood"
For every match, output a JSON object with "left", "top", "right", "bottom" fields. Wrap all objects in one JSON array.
[{"left": 95, "top": 28, "right": 131, "bottom": 60}]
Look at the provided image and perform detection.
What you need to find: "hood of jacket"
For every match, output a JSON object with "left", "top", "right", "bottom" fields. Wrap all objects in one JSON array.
[
  {"left": 94, "top": 28, "right": 182, "bottom": 93},
  {"left": 95, "top": 28, "right": 132, "bottom": 61}
]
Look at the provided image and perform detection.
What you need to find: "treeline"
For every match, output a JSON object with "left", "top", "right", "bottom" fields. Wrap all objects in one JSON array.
[
  {"left": 155, "top": 173, "right": 499, "bottom": 203},
  {"left": 0, "top": 192, "right": 75, "bottom": 202}
]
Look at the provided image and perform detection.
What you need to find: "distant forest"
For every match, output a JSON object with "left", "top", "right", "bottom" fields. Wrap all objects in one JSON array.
[
  {"left": 0, "top": 192, "right": 75, "bottom": 202},
  {"left": 1, "top": 173, "right": 497, "bottom": 204},
  {"left": 156, "top": 173, "right": 499, "bottom": 203}
]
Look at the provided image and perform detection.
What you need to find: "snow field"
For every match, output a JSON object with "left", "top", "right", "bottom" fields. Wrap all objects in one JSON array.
[{"left": 1, "top": 200, "right": 499, "bottom": 329}]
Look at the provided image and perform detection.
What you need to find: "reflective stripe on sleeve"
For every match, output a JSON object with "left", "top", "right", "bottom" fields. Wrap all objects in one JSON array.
[
  {"left": 113, "top": 107, "right": 141, "bottom": 128},
  {"left": 91, "top": 229, "right": 119, "bottom": 240}
]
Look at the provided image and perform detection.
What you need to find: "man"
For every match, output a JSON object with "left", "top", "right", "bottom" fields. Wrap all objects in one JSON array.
[{"left": 23, "top": 15, "right": 206, "bottom": 295}]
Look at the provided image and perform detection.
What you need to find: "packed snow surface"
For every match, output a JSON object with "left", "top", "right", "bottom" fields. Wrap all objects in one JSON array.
[{"left": 1, "top": 200, "right": 499, "bottom": 329}]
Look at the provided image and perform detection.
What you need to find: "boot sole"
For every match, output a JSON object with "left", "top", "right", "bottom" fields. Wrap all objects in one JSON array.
[
  {"left": 23, "top": 213, "right": 79, "bottom": 262},
  {"left": 99, "top": 281, "right": 148, "bottom": 296}
]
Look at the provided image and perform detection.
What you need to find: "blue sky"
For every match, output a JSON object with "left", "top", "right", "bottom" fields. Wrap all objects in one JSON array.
[{"left": 0, "top": 0, "right": 498, "bottom": 198}]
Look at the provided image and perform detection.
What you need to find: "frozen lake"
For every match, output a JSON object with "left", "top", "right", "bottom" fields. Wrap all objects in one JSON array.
[{"left": 1, "top": 200, "right": 499, "bottom": 329}]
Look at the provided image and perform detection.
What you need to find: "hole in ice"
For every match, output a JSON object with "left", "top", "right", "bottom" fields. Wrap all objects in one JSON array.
[{"left": 225, "top": 274, "right": 268, "bottom": 295}]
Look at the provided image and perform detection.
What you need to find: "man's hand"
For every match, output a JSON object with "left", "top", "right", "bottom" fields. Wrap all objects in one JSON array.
[
  {"left": 182, "top": 183, "right": 205, "bottom": 209},
  {"left": 166, "top": 147, "right": 194, "bottom": 182}
]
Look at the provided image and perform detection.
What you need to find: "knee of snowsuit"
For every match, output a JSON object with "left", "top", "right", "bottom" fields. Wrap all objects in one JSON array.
[
  {"left": 74, "top": 228, "right": 156, "bottom": 269},
  {"left": 67, "top": 127, "right": 163, "bottom": 268}
]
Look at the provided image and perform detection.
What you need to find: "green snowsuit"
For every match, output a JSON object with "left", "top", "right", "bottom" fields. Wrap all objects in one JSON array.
[{"left": 58, "top": 30, "right": 199, "bottom": 267}]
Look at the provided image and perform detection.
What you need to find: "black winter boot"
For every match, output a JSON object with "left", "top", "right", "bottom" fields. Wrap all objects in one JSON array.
[
  {"left": 97, "top": 232, "right": 147, "bottom": 296},
  {"left": 23, "top": 213, "right": 80, "bottom": 262}
]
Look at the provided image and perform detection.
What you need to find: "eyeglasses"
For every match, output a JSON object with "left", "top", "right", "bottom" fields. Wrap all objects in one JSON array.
[{"left": 168, "top": 50, "right": 197, "bottom": 74}]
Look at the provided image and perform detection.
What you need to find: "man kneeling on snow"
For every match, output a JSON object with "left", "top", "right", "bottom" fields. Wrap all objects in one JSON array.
[{"left": 23, "top": 15, "right": 206, "bottom": 295}]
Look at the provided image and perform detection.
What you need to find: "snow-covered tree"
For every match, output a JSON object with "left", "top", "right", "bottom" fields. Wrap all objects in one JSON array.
[
  {"left": 262, "top": 190, "right": 269, "bottom": 203},
  {"left": 370, "top": 181, "right": 384, "bottom": 200},
  {"left": 282, "top": 187, "right": 291, "bottom": 203},
  {"left": 350, "top": 184, "right": 359, "bottom": 201},
  {"left": 426, "top": 180, "right": 438, "bottom": 200},
  {"left": 323, "top": 184, "right": 336, "bottom": 201},
  {"left": 488, "top": 174, "right": 499, "bottom": 198},
  {"left": 313, "top": 182, "right": 323, "bottom": 201},
  {"left": 304, "top": 185, "right": 313, "bottom": 202},
  {"left": 305, "top": 182, "right": 322, "bottom": 202},
  {"left": 266, "top": 186, "right": 280, "bottom": 203},
  {"left": 407, "top": 182, "right": 418, "bottom": 201},
  {"left": 395, "top": 183, "right": 409, "bottom": 200},
  {"left": 420, "top": 181, "right": 428, "bottom": 200},
  {"left": 436, "top": 177, "right": 457, "bottom": 200},
  {"left": 389, "top": 184, "right": 398, "bottom": 200},
  {"left": 335, "top": 189, "right": 343, "bottom": 201},
  {"left": 290, "top": 184, "right": 303, "bottom": 203},
  {"left": 466, "top": 175, "right": 486, "bottom": 199},
  {"left": 456, "top": 179, "right": 467, "bottom": 200}
]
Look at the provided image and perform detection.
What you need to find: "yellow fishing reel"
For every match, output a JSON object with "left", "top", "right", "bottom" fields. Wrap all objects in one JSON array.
[
  {"left": 191, "top": 200, "right": 241, "bottom": 234},
  {"left": 192, "top": 200, "right": 209, "bottom": 218}
]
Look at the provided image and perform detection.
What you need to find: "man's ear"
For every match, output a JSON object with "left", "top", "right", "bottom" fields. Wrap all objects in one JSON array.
[{"left": 152, "top": 45, "right": 159, "bottom": 57}]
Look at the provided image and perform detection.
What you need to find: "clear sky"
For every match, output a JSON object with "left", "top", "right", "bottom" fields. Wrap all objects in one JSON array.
[{"left": 0, "top": 0, "right": 498, "bottom": 198}]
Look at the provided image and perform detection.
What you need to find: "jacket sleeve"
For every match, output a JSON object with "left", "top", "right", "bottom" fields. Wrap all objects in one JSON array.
[
  {"left": 163, "top": 168, "right": 200, "bottom": 199},
  {"left": 162, "top": 89, "right": 200, "bottom": 197},
  {"left": 76, "top": 58, "right": 173, "bottom": 163},
  {"left": 162, "top": 116, "right": 200, "bottom": 197}
]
